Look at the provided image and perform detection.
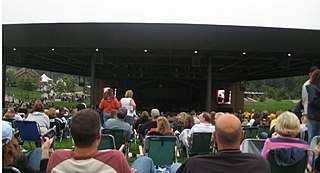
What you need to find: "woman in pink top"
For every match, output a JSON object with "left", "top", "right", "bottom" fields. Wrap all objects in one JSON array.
[
  {"left": 99, "top": 88, "right": 120, "bottom": 126},
  {"left": 146, "top": 116, "right": 174, "bottom": 136},
  {"left": 261, "top": 111, "right": 309, "bottom": 158}
]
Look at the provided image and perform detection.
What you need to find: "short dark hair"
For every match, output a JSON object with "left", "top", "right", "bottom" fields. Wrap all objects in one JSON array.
[
  {"left": 202, "top": 112, "right": 211, "bottom": 123},
  {"left": 71, "top": 109, "right": 100, "bottom": 148}
]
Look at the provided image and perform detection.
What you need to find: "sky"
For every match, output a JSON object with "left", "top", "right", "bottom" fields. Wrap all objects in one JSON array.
[{"left": 2, "top": 0, "right": 320, "bottom": 30}]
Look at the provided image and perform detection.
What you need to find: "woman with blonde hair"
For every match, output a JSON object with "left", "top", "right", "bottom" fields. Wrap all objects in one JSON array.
[
  {"left": 261, "top": 111, "right": 309, "bottom": 158},
  {"left": 146, "top": 116, "right": 173, "bottom": 136},
  {"left": 120, "top": 90, "right": 136, "bottom": 125}
]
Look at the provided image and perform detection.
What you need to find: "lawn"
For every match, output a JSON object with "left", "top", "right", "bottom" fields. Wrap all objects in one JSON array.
[
  {"left": 244, "top": 100, "right": 296, "bottom": 113},
  {"left": 6, "top": 87, "right": 43, "bottom": 101}
]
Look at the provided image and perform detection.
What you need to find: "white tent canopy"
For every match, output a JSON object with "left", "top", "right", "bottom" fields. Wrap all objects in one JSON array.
[{"left": 41, "top": 74, "right": 53, "bottom": 83}]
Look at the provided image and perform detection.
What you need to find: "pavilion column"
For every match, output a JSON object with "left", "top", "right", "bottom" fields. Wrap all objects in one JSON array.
[
  {"left": 90, "top": 55, "right": 96, "bottom": 107},
  {"left": 206, "top": 57, "right": 212, "bottom": 112},
  {"left": 2, "top": 52, "right": 6, "bottom": 107}
]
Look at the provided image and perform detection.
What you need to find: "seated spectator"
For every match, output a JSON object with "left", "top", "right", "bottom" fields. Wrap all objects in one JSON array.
[
  {"left": 140, "top": 109, "right": 160, "bottom": 137},
  {"left": 186, "top": 112, "right": 215, "bottom": 147},
  {"left": 176, "top": 114, "right": 270, "bottom": 173},
  {"left": 190, "top": 110, "right": 200, "bottom": 124},
  {"left": 18, "top": 102, "right": 29, "bottom": 117},
  {"left": 47, "top": 108, "right": 66, "bottom": 137},
  {"left": 75, "top": 98, "right": 87, "bottom": 111},
  {"left": 47, "top": 109, "right": 154, "bottom": 173},
  {"left": 147, "top": 116, "right": 174, "bottom": 136},
  {"left": 3, "top": 107, "right": 23, "bottom": 121},
  {"left": 26, "top": 101, "right": 50, "bottom": 134},
  {"left": 133, "top": 111, "right": 150, "bottom": 132},
  {"left": 2, "top": 121, "right": 53, "bottom": 172},
  {"left": 179, "top": 114, "right": 195, "bottom": 147},
  {"left": 261, "top": 111, "right": 309, "bottom": 158},
  {"left": 253, "top": 110, "right": 270, "bottom": 126},
  {"left": 104, "top": 107, "right": 132, "bottom": 142}
]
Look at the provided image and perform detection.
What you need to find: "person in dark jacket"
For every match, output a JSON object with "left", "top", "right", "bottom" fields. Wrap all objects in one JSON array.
[{"left": 306, "top": 69, "right": 320, "bottom": 143}]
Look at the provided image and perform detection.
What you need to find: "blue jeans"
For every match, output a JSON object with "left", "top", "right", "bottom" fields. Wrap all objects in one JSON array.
[
  {"left": 130, "top": 156, "right": 181, "bottom": 173},
  {"left": 103, "top": 113, "right": 111, "bottom": 128},
  {"left": 25, "top": 148, "right": 42, "bottom": 171},
  {"left": 307, "top": 118, "right": 320, "bottom": 143},
  {"left": 125, "top": 116, "right": 135, "bottom": 125}
]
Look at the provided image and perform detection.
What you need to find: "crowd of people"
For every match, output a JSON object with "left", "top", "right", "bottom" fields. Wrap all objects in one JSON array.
[{"left": 2, "top": 78, "right": 320, "bottom": 172}]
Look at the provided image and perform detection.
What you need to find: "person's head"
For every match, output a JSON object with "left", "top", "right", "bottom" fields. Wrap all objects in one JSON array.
[
  {"left": 150, "top": 108, "right": 160, "bottom": 119},
  {"left": 116, "top": 107, "right": 127, "bottom": 119},
  {"left": 125, "top": 90, "right": 133, "bottom": 98},
  {"left": 275, "top": 111, "right": 300, "bottom": 137},
  {"left": 4, "top": 107, "right": 15, "bottom": 119},
  {"left": 30, "top": 101, "right": 45, "bottom": 113},
  {"left": 214, "top": 114, "right": 243, "bottom": 151},
  {"left": 301, "top": 115, "right": 307, "bottom": 124},
  {"left": 47, "top": 107, "right": 57, "bottom": 118},
  {"left": 71, "top": 109, "right": 101, "bottom": 148},
  {"left": 210, "top": 111, "right": 216, "bottom": 125},
  {"left": 2, "top": 121, "right": 21, "bottom": 166},
  {"left": 261, "top": 110, "right": 269, "bottom": 118},
  {"left": 309, "top": 66, "right": 319, "bottom": 78},
  {"left": 310, "top": 69, "right": 320, "bottom": 86},
  {"left": 199, "top": 112, "right": 211, "bottom": 123},
  {"left": 156, "top": 116, "right": 171, "bottom": 134},
  {"left": 140, "top": 111, "right": 149, "bottom": 121},
  {"left": 184, "top": 114, "right": 195, "bottom": 129},
  {"left": 214, "top": 112, "right": 225, "bottom": 122},
  {"left": 177, "top": 112, "right": 187, "bottom": 123},
  {"left": 103, "top": 88, "right": 114, "bottom": 99}
]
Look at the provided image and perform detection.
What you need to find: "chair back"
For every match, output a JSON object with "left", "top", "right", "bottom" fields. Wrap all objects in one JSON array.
[
  {"left": 267, "top": 148, "right": 313, "bottom": 173},
  {"left": 242, "top": 126, "right": 258, "bottom": 139},
  {"left": 240, "top": 138, "right": 266, "bottom": 155},
  {"left": 3, "top": 118, "right": 17, "bottom": 129},
  {"left": 102, "top": 129, "right": 126, "bottom": 149},
  {"left": 188, "top": 132, "right": 212, "bottom": 157},
  {"left": 144, "top": 136, "right": 178, "bottom": 166},
  {"left": 2, "top": 166, "right": 21, "bottom": 173},
  {"left": 98, "top": 134, "right": 116, "bottom": 150},
  {"left": 15, "top": 120, "right": 41, "bottom": 142}
]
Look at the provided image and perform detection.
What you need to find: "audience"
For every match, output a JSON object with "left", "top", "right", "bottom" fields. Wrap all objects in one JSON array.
[
  {"left": 186, "top": 112, "right": 215, "bottom": 148},
  {"left": 146, "top": 116, "right": 174, "bottom": 136},
  {"left": 176, "top": 114, "right": 270, "bottom": 173},
  {"left": 26, "top": 101, "right": 50, "bottom": 134},
  {"left": 139, "top": 109, "right": 160, "bottom": 137},
  {"left": 261, "top": 111, "right": 309, "bottom": 158},
  {"left": 3, "top": 107, "right": 23, "bottom": 121},
  {"left": 47, "top": 109, "right": 154, "bottom": 173},
  {"left": 105, "top": 107, "right": 132, "bottom": 142},
  {"left": 179, "top": 114, "right": 195, "bottom": 148},
  {"left": 2, "top": 121, "right": 53, "bottom": 172}
]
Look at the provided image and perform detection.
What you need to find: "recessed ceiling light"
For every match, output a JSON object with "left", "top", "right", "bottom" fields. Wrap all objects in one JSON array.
[
  {"left": 287, "top": 53, "right": 291, "bottom": 57},
  {"left": 194, "top": 50, "right": 198, "bottom": 54},
  {"left": 242, "top": 52, "right": 246, "bottom": 55},
  {"left": 51, "top": 48, "right": 55, "bottom": 51},
  {"left": 144, "top": 49, "right": 148, "bottom": 53},
  {"left": 13, "top": 48, "right": 16, "bottom": 51},
  {"left": 96, "top": 49, "right": 99, "bottom": 52}
]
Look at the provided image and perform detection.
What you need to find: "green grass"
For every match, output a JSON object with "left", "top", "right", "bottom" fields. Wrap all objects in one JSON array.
[
  {"left": 244, "top": 100, "right": 296, "bottom": 113},
  {"left": 47, "top": 100, "right": 90, "bottom": 109},
  {"left": 6, "top": 87, "right": 42, "bottom": 100}
]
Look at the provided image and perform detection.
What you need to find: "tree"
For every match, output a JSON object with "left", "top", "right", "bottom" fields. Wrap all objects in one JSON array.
[
  {"left": 55, "top": 79, "right": 66, "bottom": 93},
  {"left": 6, "top": 68, "right": 16, "bottom": 86},
  {"left": 17, "top": 76, "right": 39, "bottom": 91}
]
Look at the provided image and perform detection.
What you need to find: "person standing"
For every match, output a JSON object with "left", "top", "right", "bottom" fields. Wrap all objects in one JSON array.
[
  {"left": 306, "top": 69, "right": 320, "bottom": 143},
  {"left": 99, "top": 88, "right": 120, "bottom": 126},
  {"left": 120, "top": 90, "right": 136, "bottom": 125},
  {"left": 302, "top": 66, "right": 318, "bottom": 115}
]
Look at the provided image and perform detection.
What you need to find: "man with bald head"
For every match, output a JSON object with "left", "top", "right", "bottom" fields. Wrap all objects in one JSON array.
[{"left": 176, "top": 114, "right": 270, "bottom": 173}]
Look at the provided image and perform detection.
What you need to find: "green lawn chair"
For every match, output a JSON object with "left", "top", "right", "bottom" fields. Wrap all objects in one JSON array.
[
  {"left": 102, "top": 129, "right": 129, "bottom": 155},
  {"left": 98, "top": 134, "right": 116, "bottom": 150},
  {"left": 257, "top": 125, "right": 270, "bottom": 139},
  {"left": 187, "top": 132, "right": 212, "bottom": 158},
  {"left": 242, "top": 126, "right": 259, "bottom": 139},
  {"left": 144, "top": 136, "right": 178, "bottom": 166}
]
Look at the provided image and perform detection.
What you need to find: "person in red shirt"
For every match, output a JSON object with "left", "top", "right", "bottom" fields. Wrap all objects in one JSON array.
[{"left": 99, "top": 88, "right": 120, "bottom": 126}]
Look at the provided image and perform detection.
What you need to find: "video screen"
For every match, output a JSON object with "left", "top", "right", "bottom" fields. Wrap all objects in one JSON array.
[{"left": 216, "top": 89, "right": 231, "bottom": 105}]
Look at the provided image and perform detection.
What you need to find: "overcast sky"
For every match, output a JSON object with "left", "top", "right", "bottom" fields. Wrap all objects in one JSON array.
[{"left": 2, "top": 0, "right": 320, "bottom": 30}]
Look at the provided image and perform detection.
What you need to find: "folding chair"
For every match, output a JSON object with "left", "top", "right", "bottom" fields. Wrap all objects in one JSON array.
[
  {"left": 98, "top": 134, "right": 116, "bottom": 150},
  {"left": 15, "top": 120, "right": 41, "bottom": 149},
  {"left": 267, "top": 148, "right": 315, "bottom": 173},
  {"left": 242, "top": 126, "right": 259, "bottom": 139},
  {"left": 50, "top": 121, "right": 62, "bottom": 142},
  {"left": 102, "top": 129, "right": 129, "bottom": 156},
  {"left": 143, "top": 136, "right": 178, "bottom": 166},
  {"left": 187, "top": 132, "right": 212, "bottom": 158},
  {"left": 257, "top": 125, "right": 270, "bottom": 139},
  {"left": 240, "top": 138, "right": 266, "bottom": 155},
  {"left": 2, "top": 166, "right": 21, "bottom": 173}
]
